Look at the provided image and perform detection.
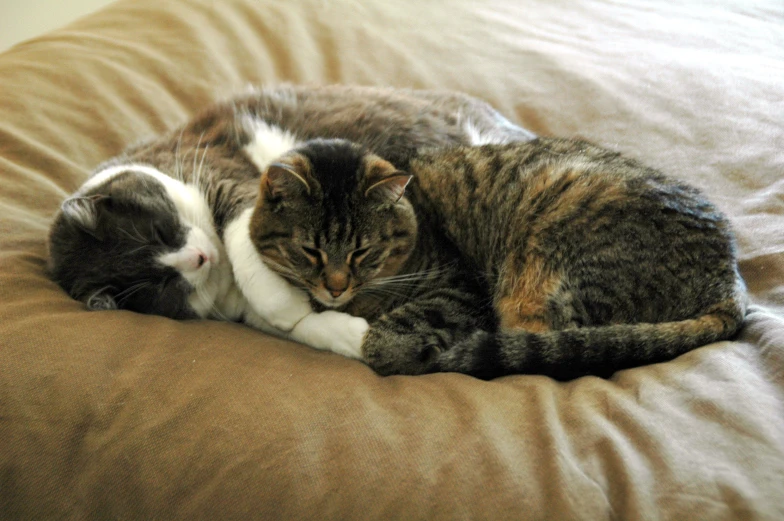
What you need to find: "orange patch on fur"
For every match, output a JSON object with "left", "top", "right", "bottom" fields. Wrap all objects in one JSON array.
[{"left": 495, "top": 256, "right": 561, "bottom": 333}]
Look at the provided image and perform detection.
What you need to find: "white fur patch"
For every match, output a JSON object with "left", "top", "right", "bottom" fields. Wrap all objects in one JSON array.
[
  {"left": 147, "top": 175, "right": 235, "bottom": 321},
  {"left": 224, "top": 207, "right": 312, "bottom": 331},
  {"left": 242, "top": 119, "right": 300, "bottom": 173},
  {"left": 88, "top": 164, "right": 215, "bottom": 232},
  {"left": 463, "top": 119, "right": 512, "bottom": 146},
  {"left": 157, "top": 227, "right": 218, "bottom": 286},
  {"left": 60, "top": 196, "right": 99, "bottom": 230},
  {"left": 289, "top": 311, "right": 369, "bottom": 359}
]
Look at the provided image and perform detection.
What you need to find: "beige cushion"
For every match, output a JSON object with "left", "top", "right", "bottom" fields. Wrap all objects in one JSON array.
[{"left": 0, "top": 0, "right": 782, "bottom": 518}]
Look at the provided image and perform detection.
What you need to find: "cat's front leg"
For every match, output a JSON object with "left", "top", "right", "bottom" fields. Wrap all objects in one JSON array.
[
  {"left": 289, "top": 311, "right": 369, "bottom": 359},
  {"left": 225, "top": 208, "right": 312, "bottom": 331},
  {"left": 362, "top": 293, "right": 487, "bottom": 376},
  {"left": 242, "top": 305, "right": 367, "bottom": 360}
]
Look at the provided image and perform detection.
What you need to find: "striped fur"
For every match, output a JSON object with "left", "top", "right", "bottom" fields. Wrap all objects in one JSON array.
[
  {"left": 416, "top": 138, "right": 747, "bottom": 379},
  {"left": 252, "top": 138, "right": 747, "bottom": 380}
]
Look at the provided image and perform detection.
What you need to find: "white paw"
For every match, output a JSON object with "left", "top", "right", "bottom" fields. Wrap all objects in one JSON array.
[
  {"left": 328, "top": 313, "right": 369, "bottom": 359},
  {"left": 290, "top": 311, "right": 369, "bottom": 359}
]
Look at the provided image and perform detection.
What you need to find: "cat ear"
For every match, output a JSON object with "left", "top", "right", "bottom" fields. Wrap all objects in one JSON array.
[
  {"left": 85, "top": 288, "right": 117, "bottom": 311},
  {"left": 364, "top": 158, "right": 412, "bottom": 202},
  {"left": 60, "top": 194, "right": 108, "bottom": 235},
  {"left": 261, "top": 157, "right": 312, "bottom": 200},
  {"left": 365, "top": 174, "right": 412, "bottom": 202}
]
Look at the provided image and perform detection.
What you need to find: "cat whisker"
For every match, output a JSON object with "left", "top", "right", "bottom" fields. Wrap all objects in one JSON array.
[
  {"left": 366, "top": 282, "right": 435, "bottom": 292},
  {"left": 368, "top": 275, "right": 438, "bottom": 286},
  {"left": 129, "top": 221, "right": 147, "bottom": 243},
  {"left": 364, "top": 280, "right": 449, "bottom": 299},
  {"left": 148, "top": 221, "right": 158, "bottom": 242},
  {"left": 356, "top": 286, "right": 411, "bottom": 302},
  {"left": 208, "top": 305, "right": 229, "bottom": 322},
  {"left": 189, "top": 131, "right": 206, "bottom": 185},
  {"left": 242, "top": 256, "right": 309, "bottom": 294},
  {"left": 366, "top": 276, "right": 439, "bottom": 286},
  {"left": 194, "top": 143, "right": 210, "bottom": 191},
  {"left": 115, "top": 281, "right": 153, "bottom": 306},
  {"left": 368, "top": 265, "right": 455, "bottom": 285},
  {"left": 174, "top": 126, "right": 187, "bottom": 182},
  {"left": 128, "top": 244, "right": 150, "bottom": 255},
  {"left": 392, "top": 260, "right": 458, "bottom": 276},
  {"left": 358, "top": 284, "right": 408, "bottom": 296},
  {"left": 118, "top": 227, "right": 146, "bottom": 245},
  {"left": 194, "top": 285, "right": 229, "bottom": 321},
  {"left": 114, "top": 280, "right": 151, "bottom": 297},
  {"left": 257, "top": 257, "right": 300, "bottom": 280},
  {"left": 86, "top": 284, "right": 114, "bottom": 304},
  {"left": 273, "top": 270, "right": 310, "bottom": 290}
]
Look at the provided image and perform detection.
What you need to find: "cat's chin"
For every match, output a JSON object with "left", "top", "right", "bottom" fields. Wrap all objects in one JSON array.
[
  {"left": 311, "top": 291, "right": 354, "bottom": 310},
  {"left": 313, "top": 299, "right": 347, "bottom": 310}
]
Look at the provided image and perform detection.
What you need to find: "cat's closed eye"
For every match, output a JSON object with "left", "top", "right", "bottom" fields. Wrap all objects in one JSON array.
[
  {"left": 301, "top": 245, "right": 325, "bottom": 265},
  {"left": 152, "top": 225, "right": 168, "bottom": 245},
  {"left": 158, "top": 275, "right": 177, "bottom": 290},
  {"left": 348, "top": 247, "right": 371, "bottom": 265}
]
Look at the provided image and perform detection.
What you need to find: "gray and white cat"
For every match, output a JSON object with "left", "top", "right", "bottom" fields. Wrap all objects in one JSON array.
[{"left": 48, "top": 85, "right": 534, "bottom": 356}]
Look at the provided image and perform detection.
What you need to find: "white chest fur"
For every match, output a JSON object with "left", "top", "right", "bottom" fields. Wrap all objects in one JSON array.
[{"left": 226, "top": 119, "right": 370, "bottom": 357}]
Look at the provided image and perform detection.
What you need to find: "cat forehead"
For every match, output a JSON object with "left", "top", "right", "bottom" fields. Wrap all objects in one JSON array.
[
  {"left": 299, "top": 140, "right": 365, "bottom": 170},
  {"left": 78, "top": 163, "right": 206, "bottom": 219},
  {"left": 293, "top": 141, "right": 373, "bottom": 201},
  {"left": 81, "top": 163, "right": 188, "bottom": 195}
]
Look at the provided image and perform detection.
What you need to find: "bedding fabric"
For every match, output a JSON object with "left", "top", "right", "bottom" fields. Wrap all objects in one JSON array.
[{"left": 1, "top": 0, "right": 783, "bottom": 519}]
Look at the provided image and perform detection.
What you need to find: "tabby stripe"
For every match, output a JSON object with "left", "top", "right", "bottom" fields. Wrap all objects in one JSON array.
[
  {"left": 336, "top": 210, "right": 349, "bottom": 244},
  {"left": 256, "top": 231, "right": 292, "bottom": 242},
  {"left": 323, "top": 198, "right": 333, "bottom": 242},
  {"left": 463, "top": 160, "right": 479, "bottom": 193},
  {"left": 388, "top": 316, "right": 415, "bottom": 331},
  {"left": 516, "top": 144, "right": 548, "bottom": 167}
]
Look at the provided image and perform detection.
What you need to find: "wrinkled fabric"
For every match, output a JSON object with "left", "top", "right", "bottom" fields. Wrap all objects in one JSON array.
[{"left": 0, "top": 0, "right": 783, "bottom": 519}]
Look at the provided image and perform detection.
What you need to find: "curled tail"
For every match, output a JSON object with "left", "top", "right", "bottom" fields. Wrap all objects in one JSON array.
[{"left": 436, "top": 294, "right": 748, "bottom": 381}]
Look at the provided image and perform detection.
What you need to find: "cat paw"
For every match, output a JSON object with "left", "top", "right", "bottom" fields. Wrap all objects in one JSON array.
[
  {"left": 327, "top": 313, "right": 369, "bottom": 359},
  {"left": 291, "top": 311, "right": 368, "bottom": 359},
  {"left": 362, "top": 328, "right": 441, "bottom": 376}
]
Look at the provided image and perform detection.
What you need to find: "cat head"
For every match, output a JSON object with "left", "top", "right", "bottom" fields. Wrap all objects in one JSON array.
[
  {"left": 249, "top": 139, "right": 417, "bottom": 309},
  {"left": 48, "top": 165, "right": 222, "bottom": 319}
]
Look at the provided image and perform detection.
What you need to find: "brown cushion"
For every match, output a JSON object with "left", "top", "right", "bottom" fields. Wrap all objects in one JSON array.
[{"left": 1, "top": 0, "right": 783, "bottom": 519}]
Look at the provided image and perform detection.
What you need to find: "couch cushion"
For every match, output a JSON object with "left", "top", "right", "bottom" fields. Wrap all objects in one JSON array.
[{"left": 1, "top": 0, "right": 783, "bottom": 519}]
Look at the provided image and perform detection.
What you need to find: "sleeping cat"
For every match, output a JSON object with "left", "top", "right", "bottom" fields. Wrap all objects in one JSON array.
[
  {"left": 248, "top": 138, "right": 747, "bottom": 380},
  {"left": 48, "top": 84, "right": 534, "bottom": 356}
]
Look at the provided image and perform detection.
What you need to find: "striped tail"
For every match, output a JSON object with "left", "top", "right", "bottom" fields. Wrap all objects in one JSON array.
[{"left": 436, "top": 295, "right": 747, "bottom": 381}]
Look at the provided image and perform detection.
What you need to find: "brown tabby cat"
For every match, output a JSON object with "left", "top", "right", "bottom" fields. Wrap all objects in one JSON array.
[{"left": 249, "top": 137, "right": 747, "bottom": 380}]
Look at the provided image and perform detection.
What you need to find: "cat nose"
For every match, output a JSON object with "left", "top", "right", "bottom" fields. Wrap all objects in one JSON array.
[
  {"left": 325, "top": 271, "right": 350, "bottom": 298},
  {"left": 192, "top": 248, "right": 212, "bottom": 270},
  {"left": 326, "top": 282, "right": 348, "bottom": 298}
]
